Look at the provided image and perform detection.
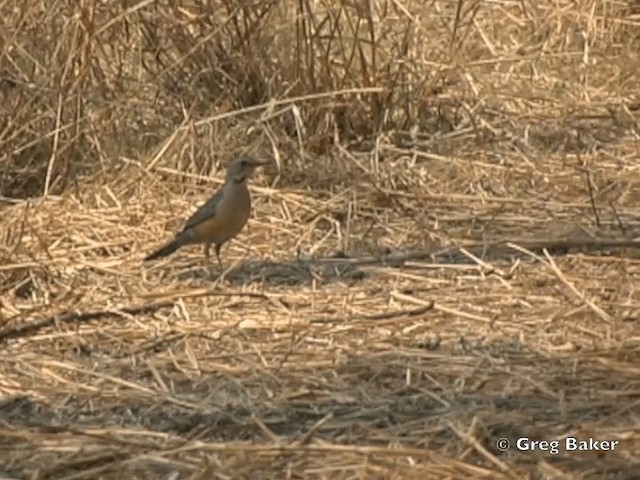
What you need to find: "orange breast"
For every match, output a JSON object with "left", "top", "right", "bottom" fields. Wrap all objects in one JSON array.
[{"left": 190, "top": 184, "right": 251, "bottom": 244}]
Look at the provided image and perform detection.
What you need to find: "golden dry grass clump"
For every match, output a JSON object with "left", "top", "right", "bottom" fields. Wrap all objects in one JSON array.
[{"left": 1, "top": 0, "right": 640, "bottom": 478}]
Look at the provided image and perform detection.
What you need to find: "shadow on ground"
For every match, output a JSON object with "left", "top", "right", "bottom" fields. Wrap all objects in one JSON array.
[
  {"left": 169, "top": 247, "right": 499, "bottom": 287},
  {"left": 166, "top": 238, "right": 639, "bottom": 287}
]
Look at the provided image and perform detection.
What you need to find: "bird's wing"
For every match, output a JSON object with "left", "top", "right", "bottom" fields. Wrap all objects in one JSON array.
[{"left": 180, "top": 187, "right": 225, "bottom": 232}]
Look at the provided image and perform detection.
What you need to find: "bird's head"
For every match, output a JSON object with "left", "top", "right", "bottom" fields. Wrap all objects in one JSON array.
[{"left": 226, "top": 155, "right": 267, "bottom": 183}]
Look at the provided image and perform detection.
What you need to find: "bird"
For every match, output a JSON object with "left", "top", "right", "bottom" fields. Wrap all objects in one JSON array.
[{"left": 144, "top": 155, "right": 266, "bottom": 268}]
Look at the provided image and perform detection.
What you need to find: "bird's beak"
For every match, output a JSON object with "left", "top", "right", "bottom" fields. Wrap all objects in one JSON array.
[{"left": 252, "top": 159, "right": 269, "bottom": 167}]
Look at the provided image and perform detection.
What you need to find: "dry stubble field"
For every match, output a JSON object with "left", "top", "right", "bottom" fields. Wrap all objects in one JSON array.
[{"left": 1, "top": 1, "right": 640, "bottom": 479}]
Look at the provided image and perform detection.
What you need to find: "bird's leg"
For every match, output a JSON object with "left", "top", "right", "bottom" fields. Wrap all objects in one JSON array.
[
  {"left": 203, "top": 243, "right": 211, "bottom": 262},
  {"left": 215, "top": 243, "right": 223, "bottom": 270}
]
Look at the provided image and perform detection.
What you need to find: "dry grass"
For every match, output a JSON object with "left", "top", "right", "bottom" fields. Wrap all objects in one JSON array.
[{"left": 1, "top": 0, "right": 640, "bottom": 478}]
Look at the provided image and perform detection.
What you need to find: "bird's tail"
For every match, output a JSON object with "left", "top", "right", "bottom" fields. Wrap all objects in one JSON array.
[{"left": 144, "top": 237, "right": 185, "bottom": 261}]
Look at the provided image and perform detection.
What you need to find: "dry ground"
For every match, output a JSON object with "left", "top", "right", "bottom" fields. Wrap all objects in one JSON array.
[{"left": 1, "top": 1, "right": 640, "bottom": 479}]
